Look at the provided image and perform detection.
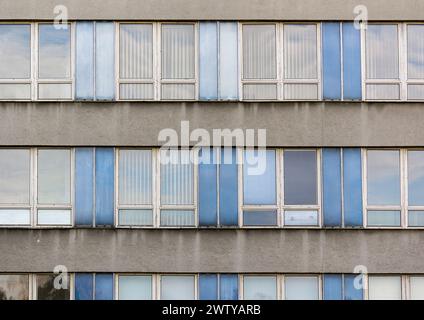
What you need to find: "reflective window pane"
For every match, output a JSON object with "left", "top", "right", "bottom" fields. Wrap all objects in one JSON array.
[
  {"left": 366, "top": 25, "right": 399, "bottom": 79},
  {"left": 367, "top": 150, "right": 400, "bottom": 205},
  {"left": 407, "top": 25, "right": 424, "bottom": 79},
  {"left": 0, "top": 149, "right": 30, "bottom": 204},
  {"left": 38, "top": 149, "right": 71, "bottom": 204},
  {"left": 285, "top": 276, "right": 319, "bottom": 300},
  {"left": 243, "top": 211, "right": 277, "bottom": 226},
  {"left": 367, "top": 210, "right": 401, "bottom": 227},
  {"left": 161, "top": 275, "right": 195, "bottom": 300},
  {"left": 242, "top": 24, "right": 276, "bottom": 79},
  {"left": 0, "top": 24, "right": 31, "bottom": 79},
  {"left": 284, "top": 150, "right": 317, "bottom": 205},
  {"left": 368, "top": 276, "right": 401, "bottom": 300},
  {"left": 408, "top": 151, "right": 424, "bottom": 206},
  {"left": 0, "top": 274, "right": 29, "bottom": 300},
  {"left": 410, "top": 276, "right": 424, "bottom": 300},
  {"left": 408, "top": 211, "right": 424, "bottom": 227},
  {"left": 38, "top": 24, "right": 71, "bottom": 79},
  {"left": 118, "top": 275, "right": 152, "bottom": 300},
  {"left": 243, "top": 276, "right": 277, "bottom": 300},
  {"left": 36, "top": 274, "right": 70, "bottom": 300}
]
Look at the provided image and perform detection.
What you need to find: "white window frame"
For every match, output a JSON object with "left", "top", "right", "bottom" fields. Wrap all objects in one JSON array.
[
  {"left": 115, "top": 273, "right": 155, "bottom": 300},
  {"left": 365, "top": 274, "right": 405, "bottom": 300},
  {"left": 405, "top": 23, "right": 424, "bottom": 101},
  {"left": 404, "top": 148, "right": 424, "bottom": 229},
  {"left": 157, "top": 274, "right": 198, "bottom": 300},
  {"left": 239, "top": 22, "right": 322, "bottom": 101},
  {"left": 282, "top": 274, "right": 322, "bottom": 300},
  {"left": 116, "top": 22, "right": 198, "bottom": 101},
  {"left": 239, "top": 274, "right": 281, "bottom": 300},
  {"left": 32, "top": 273, "right": 74, "bottom": 300}
]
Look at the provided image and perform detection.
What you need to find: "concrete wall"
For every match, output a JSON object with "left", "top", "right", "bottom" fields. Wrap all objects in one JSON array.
[
  {"left": 0, "top": 0, "right": 423, "bottom": 21},
  {"left": 1, "top": 102, "right": 424, "bottom": 147},
  {"left": 0, "top": 229, "right": 422, "bottom": 273}
]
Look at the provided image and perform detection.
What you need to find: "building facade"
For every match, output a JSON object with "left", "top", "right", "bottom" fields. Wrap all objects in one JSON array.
[{"left": 0, "top": 0, "right": 424, "bottom": 300}]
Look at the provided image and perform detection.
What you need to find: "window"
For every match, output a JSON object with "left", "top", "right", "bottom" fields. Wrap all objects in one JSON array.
[
  {"left": 161, "top": 275, "right": 195, "bottom": 300},
  {"left": 366, "top": 150, "right": 401, "bottom": 227},
  {"left": 36, "top": 274, "right": 70, "bottom": 300},
  {"left": 160, "top": 149, "right": 196, "bottom": 227},
  {"left": 0, "top": 149, "right": 31, "bottom": 225},
  {"left": 0, "top": 24, "right": 32, "bottom": 100},
  {"left": 118, "top": 275, "right": 152, "bottom": 300},
  {"left": 368, "top": 276, "right": 402, "bottom": 300},
  {"left": 407, "top": 151, "right": 424, "bottom": 226},
  {"left": 117, "top": 149, "right": 154, "bottom": 226},
  {"left": 243, "top": 276, "right": 277, "bottom": 300},
  {"left": 37, "top": 149, "right": 72, "bottom": 226},
  {"left": 285, "top": 276, "right": 319, "bottom": 300},
  {"left": 410, "top": 276, "right": 424, "bottom": 300},
  {"left": 0, "top": 274, "right": 29, "bottom": 300},
  {"left": 37, "top": 23, "right": 73, "bottom": 100},
  {"left": 407, "top": 25, "right": 424, "bottom": 99},
  {"left": 241, "top": 23, "right": 320, "bottom": 101}
]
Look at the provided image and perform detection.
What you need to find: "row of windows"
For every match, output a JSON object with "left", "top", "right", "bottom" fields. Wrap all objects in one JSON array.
[
  {"left": 1, "top": 273, "right": 423, "bottom": 300},
  {"left": 1, "top": 21, "right": 424, "bottom": 101},
  {"left": 1, "top": 148, "right": 424, "bottom": 228}
]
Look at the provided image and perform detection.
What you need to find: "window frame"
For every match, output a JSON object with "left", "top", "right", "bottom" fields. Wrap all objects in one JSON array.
[
  {"left": 239, "top": 22, "right": 322, "bottom": 101},
  {"left": 282, "top": 274, "right": 322, "bottom": 300},
  {"left": 157, "top": 274, "right": 198, "bottom": 300},
  {"left": 33, "top": 273, "right": 74, "bottom": 300},
  {"left": 240, "top": 274, "right": 281, "bottom": 300},
  {"left": 365, "top": 274, "right": 405, "bottom": 300},
  {"left": 115, "top": 273, "right": 155, "bottom": 300},
  {"left": 405, "top": 22, "right": 424, "bottom": 100}
]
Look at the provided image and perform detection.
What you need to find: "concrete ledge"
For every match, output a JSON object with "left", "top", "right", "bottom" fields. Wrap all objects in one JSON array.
[{"left": 0, "top": 229, "right": 423, "bottom": 273}]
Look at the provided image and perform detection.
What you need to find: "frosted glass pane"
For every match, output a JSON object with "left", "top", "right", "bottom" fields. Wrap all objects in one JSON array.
[
  {"left": 242, "top": 24, "right": 276, "bottom": 79},
  {"left": 0, "top": 84, "right": 31, "bottom": 100},
  {"left": 37, "top": 209, "right": 71, "bottom": 225},
  {"left": 366, "top": 25, "right": 399, "bottom": 79},
  {"left": 161, "top": 24, "right": 195, "bottom": 79},
  {"left": 118, "top": 275, "right": 152, "bottom": 300},
  {"left": 410, "top": 277, "right": 424, "bottom": 300},
  {"left": 368, "top": 276, "right": 401, "bottom": 300},
  {"left": 0, "top": 209, "right": 30, "bottom": 225},
  {"left": 366, "top": 84, "right": 399, "bottom": 100},
  {"left": 38, "top": 83, "right": 72, "bottom": 100},
  {"left": 120, "top": 83, "right": 154, "bottom": 100},
  {"left": 284, "top": 24, "right": 317, "bottom": 79},
  {"left": 119, "top": 209, "right": 153, "bottom": 226},
  {"left": 0, "top": 149, "right": 30, "bottom": 204},
  {"left": 120, "top": 24, "right": 153, "bottom": 79},
  {"left": 160, "top": 210, "right": 195, "bottom": 226},
  {"left": 38, "top": 24, "right": 71, "bottom": 79},
  {"left": 408, "top": 151, "right": 424, "bottom": 205},
  {"left": 160, "top": 150, "right": 193, "bottom": 205},
  {"left": 367, "top": 150, "right": 400, "bottom": 205},
  {"left": 284, "top": 83, "right": 318, "bottom": 100},
  {"left": 284, "top": 210, "right": 318, "bottom": 226},
  {"left": 243, "top": 276, "right": 277, "bottom": 300},
  {"left": 38, "top": 149, "right": 71, "bottom": 204},
  {"left": 408, "top": 211, "right": 424, "bottom": 227},
  {"left": 408, "top": 84, "right": 424, "bottom": 100},
  {"left": 367, "top": 210, "right": 400, "bottom": 226},
  {"left": 0, "top": 24, "right": 31, "bottom": 79},
  {"left": 285, "top": 277, "right": 319, "bottom": 300},
  {"left": 407, "top": 25, "right": 424, "bottom": 79},
  {"left": 119, "top": 149, "right": 152, "bottom": 205},
  {"left": 161, "top": 276, "right": 195, "bottom": 300},
  {"left": 161, "top": 83, "right": 195, "bottom": 100},
  {"left": 243, "top": 83, "right": 277, "bottom": 100},
  {"left": 0, "top": 274, "right": 29, "bottom": 300}
]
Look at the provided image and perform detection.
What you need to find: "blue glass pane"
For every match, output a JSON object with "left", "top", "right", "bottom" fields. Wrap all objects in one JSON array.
[
  {"left": 323, "top": 274, "right": 342, "bottom": 300},
  {"left": 199, "top": 274, "right": 218, "bottom": 300},
  {"left": 344, "top": 274, "right": 364, "bottom": 300},
  {"left": 95, "top": 274, "right": 114, "bottom": 300},
  {"left": 243, "top": 211, "right": 277, "bottom": 226},
  {"left": 75, "top": 273, "right": 93, "bottom": 300},
  {"left": 220, "top": 274, "right": 238, "bottom": 300}
]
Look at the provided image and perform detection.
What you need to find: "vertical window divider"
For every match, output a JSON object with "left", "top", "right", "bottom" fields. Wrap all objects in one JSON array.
[
  {"left": 216, "top": 147, "right": 221, "bottom": 227},
  {"left": 29, "top": 148, "right": 35, "bottom": 227},
  {"left": 237, "top": 22, "right": 243, "bottom": 101},
  {"left": 401, "top": 148, "right": 408, "bottom": 228},
  {"left": 317, "top": 148, "right": 323, "bottom": 227},
  {"left": 361, "top": 148, "right": 367, "bottom": 228},
  {"left": 400, "top": 23, "right": 408, "bottom": 101},
  {"left": 33, "top": 148, "right": 38, "bottom": 227},
  {"left": 152, "top": 148, "right": 158, "bottom": 228},
  {"left": 360, "top": 22, "right": 366, "bottom": 102},
  {"left": 193, "top": 147, "right": 199, "bottom": 228},
  {"left": 237, "top": 147, "right": 243, "bottom": 227},
  {"left": 276, "top": 149, "right": 282, "bottom": 227},
  {"left": 92, "top": 147, "right": 96, "bottom": 227},
  {"left": 70, "top": 21, "right": 76, "bottom": 101},
  {"left": 155, "top": 148, "right": 161, "bottom": 227},
  {"left": 70, "top": 148, "right": 75, "bottom": 227},
  {"left": 279, "top": 148, "right": 285, "bottom": 227},
  {"left": 154, "top": 22, "right": 159, "bottom": 101},
  {"left": 340, "top": 22, "right": 344, "bottom": 100},
  {"left": 114, "top": 148, "right": 119, "bottom": 227},
  {"left": 30, "top": 23, "right": 36, "bottom": 100},
  {"left": 340, "top": 148, "right": 345, "bottom": 227},
  {"left": 277, "top": 23, "right": 283, "bottom": 101},
  {"left": 317, "top": 22, "right": 323, "bottom": 100},
  {"left": 114, "top": 22, "right": 119, "bottom": 101}
]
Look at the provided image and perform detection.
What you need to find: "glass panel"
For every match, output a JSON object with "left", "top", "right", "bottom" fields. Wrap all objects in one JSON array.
[
  {"left": 38, "top": 24, "right": 71, "bottom": 79},
  {"left": 0, "top": 149, "right": 30, "bottom": 204},
  {"left": 0, "top": 83, "right": 31, "bottom": 100},
  {"left": 284, "top": 210, "right": 318, "bottom": 226},
  {"left": 366, "top": 25, "right": 399, "bottom": 79},
  {"left": 120, "top": 83, "right": 154, "bottom": 100},
  {"left": 0, "top": 209, "right": 30, "bottom": 225},
  {"left": 243, "top": 211, "right": 277, "bottom": 226},
  {"left": 285, "top": 276, "right": 319, "bottom": 300},
  {"left": 367, "top": 150, "right": 400, "bottom": 205},
  {"left": 38, "top": 209, "right": 71, "bottom": 225},
  {"left": 160, "top": 210, "right": 195, "bottom": 226},
  {"left": 161, "top": 24, "right": 195, "bottom": 79},
  {"left": 160, "top": 150, "right": 193, "bottom": 205},
  {"left": 36, "top": 274, "right": 70, "bottom": 300},
  {"left": 408, "top": 211, "right": 424, "bottom": 227},
  {"left": 242, "top": 24, "right": 276, "bottom": 79},
  {"left": 0, "top": 24, "right": 31, "bottom": 79},
  {"left": 120, "top": 24, "right": 153, "bottom": 79},
  {"left": 38, "top": 149, "right": 71, "bottom": 204},
  {"left": 119, "top": 149, "right": 152, "bottom": 205},
  {"left": 407, "top": 25, "right": 424, "bottom": 79},
  {"left": 119, "top": 209, "right": 153, "bottom": 226},
  {"left": 161, "top": 83, "right": 195, "bottom": 100},
  {"left": 284, "top": 24, "right": 317, "bottom": 79},
  {"left": 38, "top": 83, "right": 72, "bottom": 100},
  {"left": 368, "top": 276, "right": 401, "bottom": 300},
  {"left": 242, "top": 83, "right": 277, "bottom": 100},
  {"left": 243, "top": 276, "right": 276, "bottom": 300},
  {"left": 118, "top": 275, "right": 152, "bottom": 300},
  {"left": 367, "top": 210, "right": 400, "bottom": 226},
  {"left": 0, "top": 274, "right": 29, "bottom": 300},
  {"left": 283, "top": 83, "right": 318, "bottom": 100},
  {"left": 408, "top": 151, "right": 424, "bottom": 205},
  {"left": 161, "top": 275, "right": 195, "bottom": 300},
  {"left": 284, "top": 150, "right": 317, "bottom": 205},
  {"left": 408, "top": 84, "right": 424, "bottom": 100},
  {"left": 410, "top": 276, "right": 424, "bottom": 300},
  {"left": 366, "top": 84, "right": 400, "bottom": 100},
  {"left": 243, "top": 149, "right": 276, "bottom": 205}
]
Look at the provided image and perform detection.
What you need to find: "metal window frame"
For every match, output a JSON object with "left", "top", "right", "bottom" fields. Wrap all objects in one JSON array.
[
  {"left": 365, "top": 274, "right": 404, "bottom": 300},
  {"left": 32, "top": 273, "right": 74, "bottom": 300},
  {"left": 405, "top": 23, "right": 424, "bottom": 101},
  {"left": 404, "top": 148, "right": 424, "bottom": 229},
  {"left": 240, "top": 274, "right": 280, "bottom": 300},
  {"left": 115, "top": 273, "right": 155, "bottom": 300},
  {"left": 157, "top": 274, "right": 198, "bottom": 300},
  {"left": 282, "top": 274, "right": 322, "bottom": 300}
]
